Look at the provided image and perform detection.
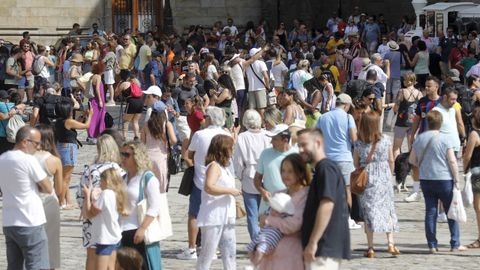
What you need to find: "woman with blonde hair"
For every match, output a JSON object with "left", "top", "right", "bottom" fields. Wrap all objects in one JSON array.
[
  {"left": 353, "top": 111, "right": 400, "bottom": 258},
  {"left": 290, "top": 59, "right": 312, "bottom": 101},
  {"left": 77, "top": 134, "right": 126, "bottom": 270},
  {"left": 120, "top": 141, "right": 163, "bottom": 270},
  {"left": 392, "top": 71, "right": 423, "bottom": 159}
]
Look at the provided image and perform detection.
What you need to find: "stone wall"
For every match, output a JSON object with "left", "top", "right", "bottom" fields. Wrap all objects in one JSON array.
[
  {"left": 171, "top": 0, "right": 262, "bottom": 32},
  {"left": 0, "top": 0, "right": 112, "bottom": 45}
]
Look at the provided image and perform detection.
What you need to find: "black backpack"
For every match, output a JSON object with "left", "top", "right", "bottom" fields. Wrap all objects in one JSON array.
[
  {"left": 39, "top": 95, "right": 64, "bottom": 125},
  {"left": 318, "top": 64, "right": 336, "bottom": 90},
  {"left": 345, "top": 79, "right": 372, "bottom": 99},
  {"left": 456, "top": 84, "right": 474, "bottom": 117}
]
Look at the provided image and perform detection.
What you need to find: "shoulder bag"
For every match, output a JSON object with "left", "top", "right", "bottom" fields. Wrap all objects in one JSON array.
[
  {"left": 351, "top": 142, "right": 377, "bottom": 195},
  {"left": 136, "top": 171, "right": 173, "bottom": 244},
  {"left": 178, "top": 166, "right": 194, "bottom": 196}
]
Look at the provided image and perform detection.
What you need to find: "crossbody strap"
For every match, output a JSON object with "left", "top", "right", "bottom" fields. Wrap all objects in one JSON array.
[
  {"left": 418, "top": 133, "right": 438, "bottom": 167},
  {"left": 250, "top": 64, "right": 269, "bottom": 91},
  {"left": 137, "top": 171, "right": 153, "bottom": 202},
  {"left": 365, "top": 142, "right": 377, "bottom": 164}
]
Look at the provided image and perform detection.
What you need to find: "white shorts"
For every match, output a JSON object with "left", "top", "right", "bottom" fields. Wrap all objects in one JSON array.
[
  {"left": 103, "top": 69, "right": 115, "bottom": 85},
  {"left": 176, "top": 115, "right": 191, "bottom": 142}
]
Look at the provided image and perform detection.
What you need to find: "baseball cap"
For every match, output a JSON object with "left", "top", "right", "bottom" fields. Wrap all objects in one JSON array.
[
  {"left": 337, "top": 93, "right": 354, "bottom": 107},
  {"left": 265, "top": 124, "right": 290, "bottom": 137},
  {"left": 249, "top": 47, "right": 261, "bottom": 57},
  {"left": 0, "top": 90, "right": 9, "bottom": 99},
  {"left": 143, "top": 85, "right": 162, "bottom": 97},
  {"left": 186, "top": 46, "right": 195, "bottom": 55},
  {"left": 152, "top": 100, "right": 167, "bottom": 112},
  {"left": 447, "top": 69, "right": 461, "bottom": 82},
  {"left": 152, "top": 51, "right": 162, "bottom": 58}
]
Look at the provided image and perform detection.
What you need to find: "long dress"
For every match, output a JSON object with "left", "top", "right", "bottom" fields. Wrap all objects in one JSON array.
[
  {"left": 145, "top": 129, "right": 169, "bottom": 193},
  {"left": 87, "top": 81, "right": 106, "bottom": 139},
  {"left": 355, "top": 135, "right": 399, "bottom": 233}
]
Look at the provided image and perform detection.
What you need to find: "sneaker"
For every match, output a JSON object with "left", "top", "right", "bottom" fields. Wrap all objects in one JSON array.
[
  {"left": 176, "top": 248, "right": 197, "bottom": 260},
  {"left": 404, "top": 191, "right": 422, "bottom": 202},
  {"left": 438, "top": 212, "right": 448, "bottom": 223},
  {"left": 349, "top": 218, "right": 362, "bottom": 230},
  {"left": 85, "top": 138, "right": 97, "bottom": 145},
  {"left": 105, "top": 100, "right": 116, "bottom": 106}
]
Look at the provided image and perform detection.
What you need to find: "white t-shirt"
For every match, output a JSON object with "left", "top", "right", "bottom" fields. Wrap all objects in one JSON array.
[
  {"left": 92, "top": 189, "right": 122, "bottom": 245},
  {"left": 206, "top": 64, "right": 217, "bottom": 80},
  {"left": 0, "top": 150, "right": 47, "bottom": 227},
  {"left": 138, "top": 44, "right": 152, "bottom": 71},
  {"left": 271, "top": 61, "right": 288, "bottom": 87},
  {"left": 246, "top": 60, "right": 268, "bottom": 92},
  {"left": 230, "top": 60, "right": 246, "bottom": 90},
  {"left": 188, "top": 126, "right": 231, "bottom": 189},
  {"left": 223, "top": 25, "right": 239, "bottom": 36},
  {"left": 358, "top": 64, "right": 388, "bottom": 88},
  {"left": 39, "top": 56, "right": 50, "bottom": 79}
]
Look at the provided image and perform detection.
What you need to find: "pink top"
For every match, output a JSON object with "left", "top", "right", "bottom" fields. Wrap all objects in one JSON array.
[
  {"left": 352, "top": 57, "right": 365, "bottom": 77},
  {"left": 258, "top": 186, "right": 309, "bottom": 270},
  {"left": 24, "top": 51, "right": 35, "bottom": 73}
]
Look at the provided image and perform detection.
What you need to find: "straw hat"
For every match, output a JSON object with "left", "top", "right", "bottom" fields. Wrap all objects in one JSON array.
[{"left": 71, "top": 53, "right": 84, "bottom": 63}]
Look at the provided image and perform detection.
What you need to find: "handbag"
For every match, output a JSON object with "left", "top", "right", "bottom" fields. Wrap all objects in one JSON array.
[
  {"left": 136, "top": 171, "right": 173, "bottom": 244},
  {"left": 236, "top": 201, "right": 246, "bottom": 219},
  {"left": 178, "top": 166, "right": 194, "bottom": 196},
  {"left": 463, "top": 172, "right": 474, "bottom": 208},
  {"left": 165, "top": 123, "right": 180, "bottom": 175},
  {"left": 351, "top": 142, "right": 377, "bottom": 195}
]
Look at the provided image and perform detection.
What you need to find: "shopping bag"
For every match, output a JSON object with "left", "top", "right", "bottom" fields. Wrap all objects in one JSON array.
[
  {"left": 447, "top": 188, "right": 467, "bottom": 223},
  {"left": 463, "top": 172, "right": 474, "bottom": 208}
]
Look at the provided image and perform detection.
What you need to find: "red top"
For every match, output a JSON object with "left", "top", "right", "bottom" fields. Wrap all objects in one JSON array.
[
  {"left": 187, "top": 110, "right": 204, "bottom": 134},
  {"left": 448, "top": 47, "right": 467, "bottom": 74}
]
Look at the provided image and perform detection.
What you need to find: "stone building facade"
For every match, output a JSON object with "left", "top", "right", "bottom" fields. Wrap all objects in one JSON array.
[{"left": 2, "top": 0, "right": 480, "bottom": 46}]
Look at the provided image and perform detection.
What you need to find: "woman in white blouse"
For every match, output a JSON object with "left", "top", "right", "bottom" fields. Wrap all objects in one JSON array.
[
  {"left": 120, "top": 141, "right": 162, "bottom": 270},
  {"left": 196, "top": 134, "right": 242, "bottom": 270}
]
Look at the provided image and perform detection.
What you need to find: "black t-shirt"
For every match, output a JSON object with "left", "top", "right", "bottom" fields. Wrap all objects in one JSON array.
[{"left": 302, "top": 159, "right": 351, "bottom": 260}]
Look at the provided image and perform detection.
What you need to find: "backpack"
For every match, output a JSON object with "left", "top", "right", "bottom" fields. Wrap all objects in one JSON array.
[
  {"left": 130, "top": 82, "right": 143, "bottom": 98},
  {"left": 457, "top": 84, "right": 474, "bottom": 117},
  {"left": 6, "top": 115, "right": 25, "bottom": 143},
  {"left": 317, "top": 64, "right": 337, "bottom": 90},
  {"left": 345, "top": 79, "right": 372, "bottom": 99},
  {"left": 40, "top": 95, "right": 64, "bottom": 125},
  {"left": 32, "top": 55, "right": 45, "bottom": 76}
]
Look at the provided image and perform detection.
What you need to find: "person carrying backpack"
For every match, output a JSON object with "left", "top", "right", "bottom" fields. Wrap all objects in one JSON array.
[
  {"left": 462, "top": 75, "right": 480, "bottom": 136},
  {"left": 0, "top": 90, "right": 25, "bottom": 154},
  {"left": 31, "top": 83, "right": 80, "bottom": 126},
  {"left": 315, "top": 56, "right": 340, "bottom": 93}
]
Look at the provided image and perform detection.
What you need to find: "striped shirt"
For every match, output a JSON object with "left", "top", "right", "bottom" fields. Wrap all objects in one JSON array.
[{"left": 415, "top": 96, "right": 442, "bottom": 134}]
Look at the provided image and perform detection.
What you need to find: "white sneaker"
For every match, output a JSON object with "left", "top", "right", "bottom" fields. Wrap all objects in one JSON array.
[
  {"left": 349, "top": 218, "right": 362, "bottom": 230},
  {"left": 105, "top": 101, "right": 116, "bottom": 106},
  {"left": 438, "top": 212, "right": 448, "bottom": 223},
  {"left": 176, "top": 248, "right": 197, "bottom": 260},
  {"left": 404, "top": 191, "right": 422, "bottom": 202}
]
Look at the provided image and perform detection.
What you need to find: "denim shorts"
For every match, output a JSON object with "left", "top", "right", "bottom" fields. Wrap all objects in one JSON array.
[
  {"left": 57, "top": 143, "right": 77, "bottom": 166},
  {"left": 95, "top": 242, "right": 120, "bottom": 255},
  {"left": 188, "top": 184, "right": 202, "bottom": 218},
  {"left": 336, "top": 161, "right": 355, "bottom": 186}
]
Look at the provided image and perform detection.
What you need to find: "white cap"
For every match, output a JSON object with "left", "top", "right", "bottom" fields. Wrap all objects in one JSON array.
[
  {"left": 249, "top": 47, "right": 261, "bottom": 57},
  {"left": 265, "top": 124, "right": 290, "bottom": 137},
  {"left": 142, "top": 85, "right": 162, "bottom": 97}
]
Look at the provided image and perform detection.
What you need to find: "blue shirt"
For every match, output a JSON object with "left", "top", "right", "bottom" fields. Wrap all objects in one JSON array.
[
  {"left": 0, "top": 102, "right": 14, "bottom": 137},
  {"left": 63, "top": 60, "right": 71, "bottom": 89},
  {"left": 413, "top": 130, "right": 454, "bottom": 180},
  {"left": 384, "top": 51, "right": 401, "bottom": 79},
  {"left": 143, "top": 60, "right": 161, "bottom": 89},
  {"left": 317, "top": 108, "right": 356, "bottom": 162}
]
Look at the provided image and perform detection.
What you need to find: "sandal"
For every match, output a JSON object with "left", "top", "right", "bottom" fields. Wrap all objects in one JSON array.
[
  {"left": 364, "top": 247, "right": 375, "bottom": 258},
  {"left": 466, "top": 239, "right": 480, "bottom": 249}
]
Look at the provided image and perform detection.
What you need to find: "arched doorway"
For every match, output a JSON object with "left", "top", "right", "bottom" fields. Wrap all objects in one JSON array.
[{"left": 112, "top": 0, "right": 163, "bottom": 34}]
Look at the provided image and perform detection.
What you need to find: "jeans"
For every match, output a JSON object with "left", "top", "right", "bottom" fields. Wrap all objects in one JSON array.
[
  {"left": 3, "top": 225, "right": 49, "bottom": 270},
  {"left": 420, "top": 180, "right": 460, "bottom": 249},
  {"left": 243, "top": 192, "right": 261, "bottom": 241}
]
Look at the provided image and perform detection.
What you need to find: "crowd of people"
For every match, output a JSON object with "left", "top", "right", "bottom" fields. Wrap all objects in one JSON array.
[{"left": 2, "top": 6, "right": 480, "bottom": 270}]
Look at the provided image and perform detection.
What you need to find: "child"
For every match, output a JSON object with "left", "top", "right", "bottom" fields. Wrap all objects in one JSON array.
[
  {"left": 83, "top": 168, "right": 129, "bottom": 270},
  {"left": 246, "top": 192, "right": 295, "bottom": 261}
]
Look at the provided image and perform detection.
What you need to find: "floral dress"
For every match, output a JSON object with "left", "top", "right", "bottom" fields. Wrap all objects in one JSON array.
[{"left": 355, "top": 135, "right": 399, "bottom": 233}]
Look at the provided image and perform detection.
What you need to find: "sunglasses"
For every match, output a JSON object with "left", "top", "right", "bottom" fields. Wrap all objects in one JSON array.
[{"left": 120, "top": 151, "right": 132, "bottom": 158}]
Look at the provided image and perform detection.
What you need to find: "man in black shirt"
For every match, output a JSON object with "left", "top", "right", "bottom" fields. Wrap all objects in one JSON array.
[{"left": 297, "top": 128, "right": 350, "bottom": 269}]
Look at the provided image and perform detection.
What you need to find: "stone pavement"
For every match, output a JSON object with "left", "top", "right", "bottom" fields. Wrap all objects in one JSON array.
[{"left": 1, "top": 121, "right": 480, "bottom": 269}]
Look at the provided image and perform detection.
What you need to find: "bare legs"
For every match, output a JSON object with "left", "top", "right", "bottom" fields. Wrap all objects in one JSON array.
[
  {"left": 85, "top": 247, "right": 96, "bottom": 270},
  {"left": 60, "top": 165, "right": 74, "bottom": 207},
  {"left": 188, "top": 215, "right": 199, "bottom": 249},
  {"left": 122, "top": 113, "right": 141, "bottom": 140}
]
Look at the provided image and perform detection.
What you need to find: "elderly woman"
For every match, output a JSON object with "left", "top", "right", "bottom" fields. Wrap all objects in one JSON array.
[
  {"left": 76, "top": 134, "right": 126, "bottom": 270},
  {"left": 409, "top": 111, "right": 466, "bottom": 253},
  {"left": 234, "top": 110, "right": 271, "bottom": 240},
  {"left": 354, "top": 111, "right": 400, "bottom": 258},
  {"left": 120, "top": 141, "right": 163, "bottom": 270},
  {"left": 196, "top": 135, "right": 241, "bottom": 270}
]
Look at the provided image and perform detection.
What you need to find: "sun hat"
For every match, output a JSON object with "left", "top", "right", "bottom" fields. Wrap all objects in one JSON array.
[
  {"left": 387, "top": 41, "right": 399, "bottom": 51},
  {"left": 70, "top": 53, "right": 84, "bottom": 63},
  {"left": 265, "top": 123, "right": 290, "bottom": 137}
]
